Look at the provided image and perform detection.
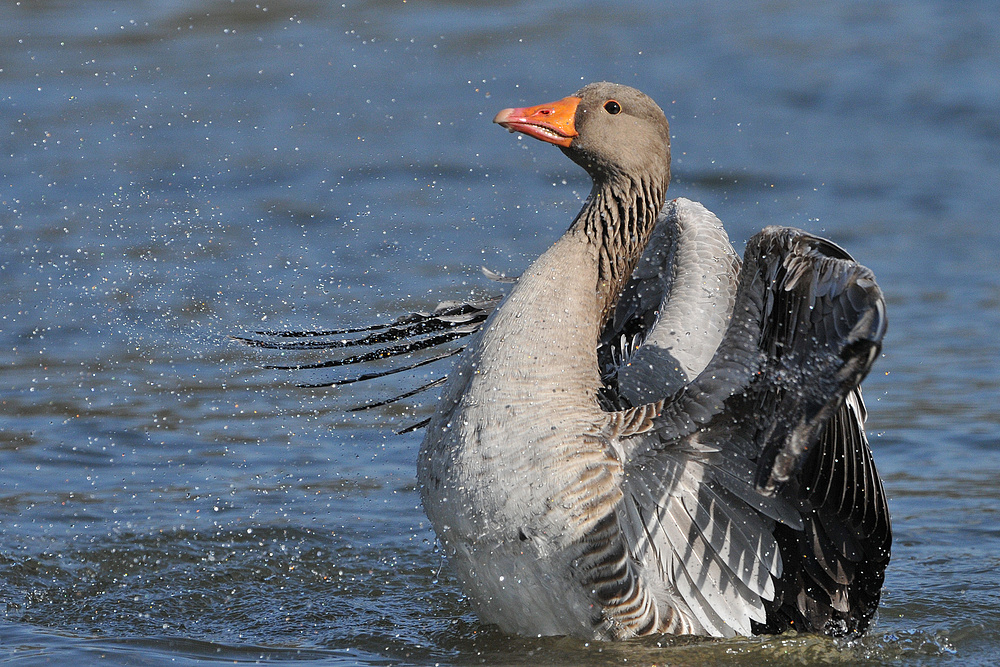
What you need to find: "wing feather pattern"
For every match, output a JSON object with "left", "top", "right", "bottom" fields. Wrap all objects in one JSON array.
[
  {"left": 611, "top": 226, "right": 888, "bottom": 637},
  {"left": 236, "top": 212, "right": 890, "bottom": 639}
]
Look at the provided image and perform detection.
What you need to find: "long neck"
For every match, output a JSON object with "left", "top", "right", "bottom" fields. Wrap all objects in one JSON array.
[
  {"left": 457, "top": 169, "right": 668, "bottom": 414},
  {"left": 570, "top": 172, "right": 668, "bottom": 321}
]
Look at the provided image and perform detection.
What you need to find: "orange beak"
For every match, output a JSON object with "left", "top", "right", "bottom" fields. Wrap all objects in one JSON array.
[{"left": 493, "top": 96, "right": 581, "bottom": 148}]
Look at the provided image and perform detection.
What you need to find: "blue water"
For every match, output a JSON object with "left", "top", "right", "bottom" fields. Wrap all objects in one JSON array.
[{"left": 2, "top": 1, "right": 999, "bottom": 664}]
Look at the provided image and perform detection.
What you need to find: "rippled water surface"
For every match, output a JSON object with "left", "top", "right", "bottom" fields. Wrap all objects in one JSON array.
[{"left": 3, "top": 1, "right": 999, "bottom": 664}]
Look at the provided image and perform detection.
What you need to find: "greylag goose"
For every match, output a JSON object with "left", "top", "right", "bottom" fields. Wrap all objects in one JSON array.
[{"left": 241, "top": 82, "right": 891, "bottom": 640}]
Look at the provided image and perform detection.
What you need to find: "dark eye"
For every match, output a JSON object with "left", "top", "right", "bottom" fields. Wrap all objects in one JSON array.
[{"left": 604, "top": 100, "right": 621, "bottom": 115}]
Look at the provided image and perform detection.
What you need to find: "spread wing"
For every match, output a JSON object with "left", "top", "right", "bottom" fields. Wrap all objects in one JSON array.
[
  {"left": 760, "top": 384, "right": 891, "bottom": 636},
  {"left": 235, "top": 215, "right": 890, "bottom": 639},
  {"left": 598, "top": 198, "right": 741, "bottom": 408},
  {"left": 606, "top": 226, "right": 888, "bottom": 637}
]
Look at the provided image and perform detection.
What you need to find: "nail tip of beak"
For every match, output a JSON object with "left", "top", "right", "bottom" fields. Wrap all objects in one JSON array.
[{"left": 492, "top": 108, "right": 514, "bottom": 125}]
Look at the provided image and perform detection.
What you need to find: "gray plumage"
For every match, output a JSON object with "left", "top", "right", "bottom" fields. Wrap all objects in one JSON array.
[{"left": 240, "top": 82, "right": 891, "bottom": 640}]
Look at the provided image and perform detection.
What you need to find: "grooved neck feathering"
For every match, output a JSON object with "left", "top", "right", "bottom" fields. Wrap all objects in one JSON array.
[{"left": 574, "top": 174, "right": 668, "bottom": 321}]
